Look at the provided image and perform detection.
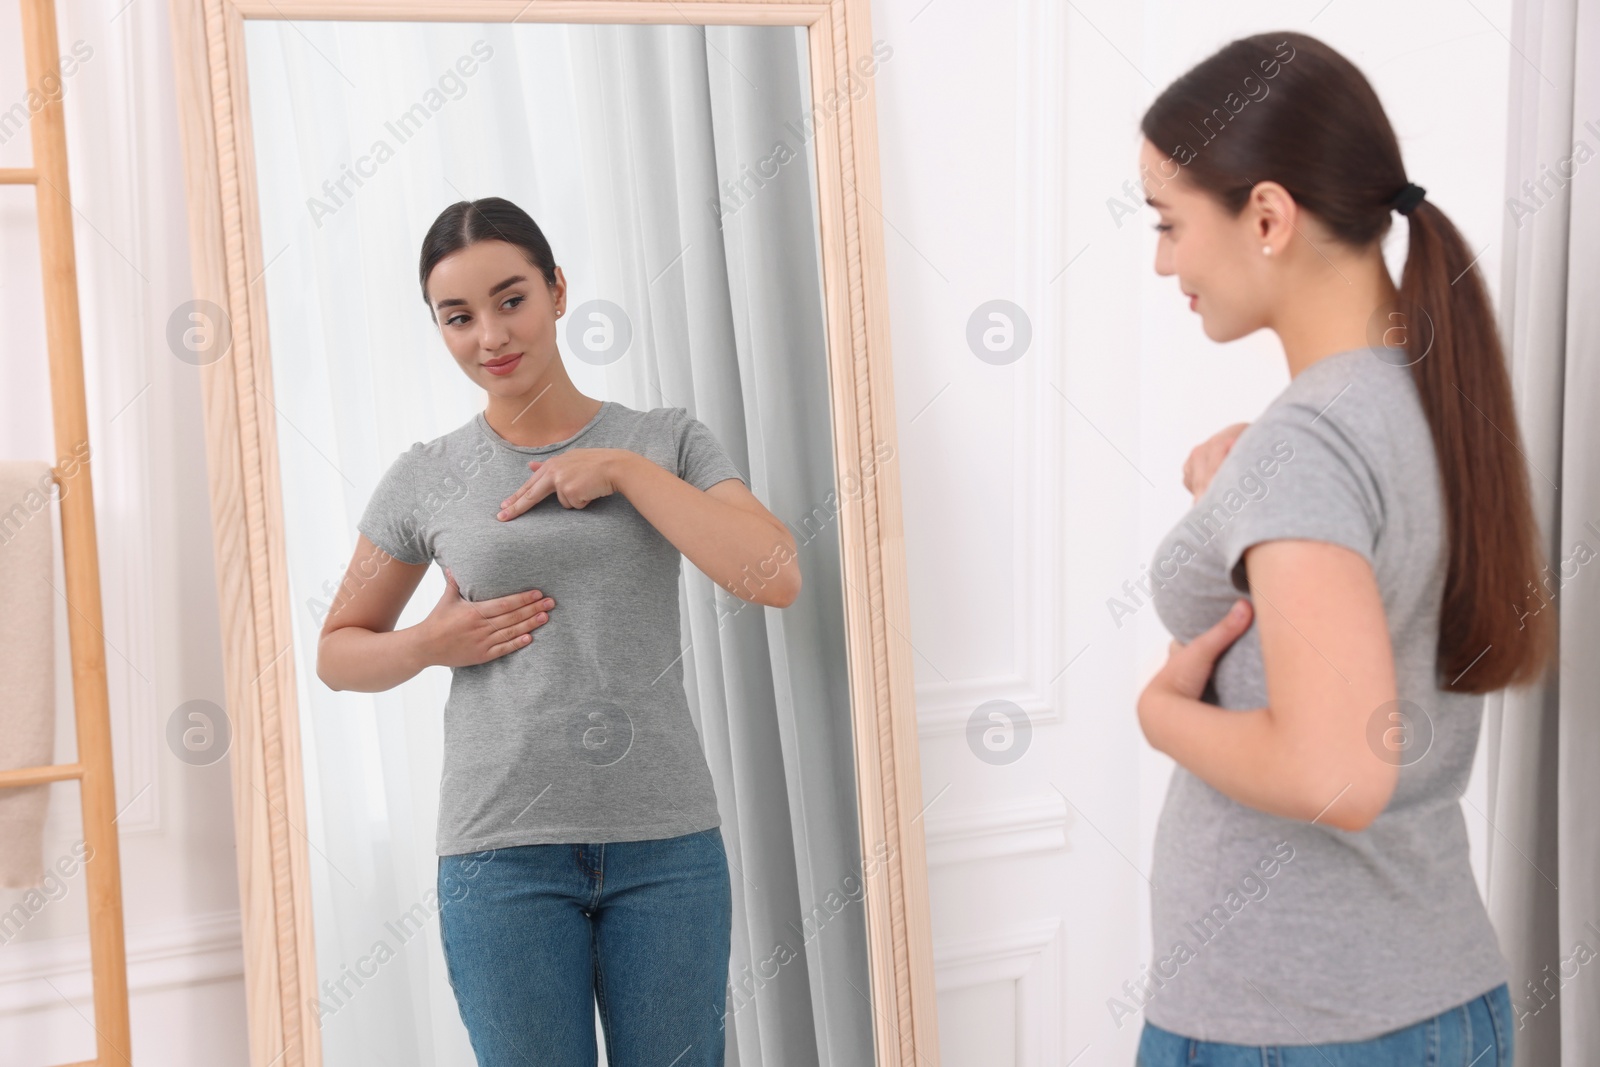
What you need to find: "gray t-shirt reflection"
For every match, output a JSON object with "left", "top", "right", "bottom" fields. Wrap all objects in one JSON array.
[{"left": 357, "top": 400, "right": 746, "bottom": 856}]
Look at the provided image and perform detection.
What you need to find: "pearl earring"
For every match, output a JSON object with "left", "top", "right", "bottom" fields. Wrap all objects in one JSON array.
[{"left": 1262, "top": 245, "right": 1273, "bottom": 256}]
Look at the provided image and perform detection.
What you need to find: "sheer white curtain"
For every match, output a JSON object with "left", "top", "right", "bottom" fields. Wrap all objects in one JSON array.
[
  {"left": 246, "top": 19, "right": 866, "bottom": 1067},
  {"left": 1486, "top": 1, "right": 1600, "bottom": 1065}
]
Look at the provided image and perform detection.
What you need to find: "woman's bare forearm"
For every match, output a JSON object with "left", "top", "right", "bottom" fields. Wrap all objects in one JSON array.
[
  {"left": 611, "top": 452, "right": 799, "bottom": 606},
  {"left": 317, "top": 623, "right": 433, "bottom": 693},
  {"left": 1142, "top": 690, "right": 1329, "bottom": 822},
  {"left": 1140, "top": 686, "right": 1392, "bottom": 832}
]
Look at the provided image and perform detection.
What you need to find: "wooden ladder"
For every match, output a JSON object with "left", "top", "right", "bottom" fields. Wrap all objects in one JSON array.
[{"left": 1, "top": 0, "right": 134, "bottom": 1062}]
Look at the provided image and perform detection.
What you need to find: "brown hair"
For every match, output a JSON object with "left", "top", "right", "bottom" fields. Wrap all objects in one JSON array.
[
  {"left": 1141, "top": 31, "right": 1554, "bottom": 693},
  {"left": 418, "top": 197, "right": 558, "bottom": 322}
]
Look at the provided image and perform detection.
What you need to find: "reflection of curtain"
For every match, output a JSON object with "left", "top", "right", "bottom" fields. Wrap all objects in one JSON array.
[
  {"left": 1486, "top": 1, "right": 1600, "bottom": 1065},
  {"left": 567, "top": 24, "right": 869, "bottom": 1067},
  {"left": 245, "top": 18, "right": 865, "bottom": 1067}
]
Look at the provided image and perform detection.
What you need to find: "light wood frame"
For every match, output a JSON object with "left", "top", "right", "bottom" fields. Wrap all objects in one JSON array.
[
  {"left": 0, "top": 2, "right": 133, "bottom": 1064},
  {"left": 166, "top": 2, "right": 935, "bottom": 1064}
]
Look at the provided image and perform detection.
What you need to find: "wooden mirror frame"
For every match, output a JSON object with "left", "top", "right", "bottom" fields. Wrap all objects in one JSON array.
[{"left": 165, "top": 1, "right": 935, "bottom": 1064}]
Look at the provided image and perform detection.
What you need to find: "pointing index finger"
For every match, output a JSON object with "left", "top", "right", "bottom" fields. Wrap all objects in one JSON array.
[{"left": 500, "top": 468, "right": 554, "bottom": 520}]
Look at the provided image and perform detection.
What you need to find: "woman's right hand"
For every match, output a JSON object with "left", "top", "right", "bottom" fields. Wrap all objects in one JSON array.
[
  {"left": 419, "top": 566, "right": 555, "bottom": 668},
  {"left": 1182, "top": 421, "right": 1250, "bottom": 501}
]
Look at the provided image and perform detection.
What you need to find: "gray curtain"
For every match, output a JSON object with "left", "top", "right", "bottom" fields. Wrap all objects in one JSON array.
[
  {"left": 1485, "top": 1, "right": 1600, "bottom": 1064},
  {"left": 568, "top": 24, "right": 870, "bottom": 1067}
]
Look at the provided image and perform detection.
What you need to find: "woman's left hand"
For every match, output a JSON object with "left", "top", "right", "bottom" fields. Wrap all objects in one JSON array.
[
  {"left": 1137, "top": 597, "right": 1253, "bottom": 744},
  {"left": 497, "top": 448, "right": 633, "bottom": 518}
]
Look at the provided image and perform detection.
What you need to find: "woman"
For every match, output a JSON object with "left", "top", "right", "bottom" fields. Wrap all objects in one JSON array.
[
  {"left": 316, "top": 197, "right": 800, "bottom": 1066},
  {"left": 1130, "top": 33, "right": 1553, "bottom": 1066}
]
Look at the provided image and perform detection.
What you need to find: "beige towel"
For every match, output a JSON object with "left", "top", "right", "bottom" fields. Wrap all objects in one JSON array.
[{"left": 0, "top": 460, "right": 58, "bottom": 888}]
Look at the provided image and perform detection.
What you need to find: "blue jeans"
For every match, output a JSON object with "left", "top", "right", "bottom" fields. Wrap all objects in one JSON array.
[
  {"left": 436, "top": 827, "right": 732, "bottom": 1067},
  {"left": 1136, "top": 982, "right": 1514, "bottom": 1065}
]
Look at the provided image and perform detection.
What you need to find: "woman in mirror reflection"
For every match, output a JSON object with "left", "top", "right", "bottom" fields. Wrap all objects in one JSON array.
[
  {"left": 316, "top": 196, "right": 801, "bottom": 1066},
  {"left": 1127, "top": 30, "right": 1549, "bottom": 1067}
]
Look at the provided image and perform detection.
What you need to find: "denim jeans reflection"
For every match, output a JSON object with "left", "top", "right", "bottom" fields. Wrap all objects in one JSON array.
[{"left": 437, "top": 827, "right": 732, "bottom": 1067}]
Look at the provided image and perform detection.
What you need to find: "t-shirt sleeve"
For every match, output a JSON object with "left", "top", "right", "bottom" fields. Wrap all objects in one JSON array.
[
  {"left": 1214, "top": 404, "right": 1383, "bottom": 594},
  {"left": 674, "top": 408, "right": 748, "bottom": 491},
  {"left": 356, "top": 446, "right": 430, "bottom": 565}
]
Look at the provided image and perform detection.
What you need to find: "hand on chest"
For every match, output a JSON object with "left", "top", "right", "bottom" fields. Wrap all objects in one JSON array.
[
  {"left": 1143, "top": 521, "right": 1242, "bottom": 641},
  {"left": 431, "top": 462, "right": 675, "bottom": 604}
]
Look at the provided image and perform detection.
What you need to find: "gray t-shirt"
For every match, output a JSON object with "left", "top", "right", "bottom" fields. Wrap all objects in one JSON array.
[
  {"left": 355, "top": 400, "right": 747, "bottom": 855},
  {"left": 1138, "top": 346, "right": 1506, "bottom": 1044}
]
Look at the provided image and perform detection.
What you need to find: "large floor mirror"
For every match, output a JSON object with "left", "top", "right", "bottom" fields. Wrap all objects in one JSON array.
[{"left": 167, "top": 1, "right": 935, "bottom": 1065}]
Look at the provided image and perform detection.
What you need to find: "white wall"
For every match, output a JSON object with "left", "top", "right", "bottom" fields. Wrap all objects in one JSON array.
[{"left": 0, "top": 1, "right": 1512, "bottom": 1063}]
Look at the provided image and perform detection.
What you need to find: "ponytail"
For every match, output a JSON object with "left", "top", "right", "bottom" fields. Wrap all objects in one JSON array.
[
  {"left": 1142, "top": 31, "right": 1555, "bottom": 693},
  {"left": 1392, "top": 201, "right": 1554, "bottom": 691}
]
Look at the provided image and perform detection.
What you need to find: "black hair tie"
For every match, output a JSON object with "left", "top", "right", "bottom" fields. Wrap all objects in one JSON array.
[{"left": 1391, "top": 182, "right": 1427, "bottom": 216}]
